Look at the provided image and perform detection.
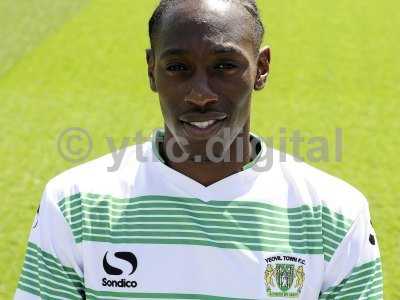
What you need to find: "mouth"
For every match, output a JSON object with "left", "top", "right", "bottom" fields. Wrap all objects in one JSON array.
[
  {"left": 186, "top": 120, "right": 219, "bottom": 129},
  {"left": 179, "top": 112, "right": 228, "bottom": 140}
]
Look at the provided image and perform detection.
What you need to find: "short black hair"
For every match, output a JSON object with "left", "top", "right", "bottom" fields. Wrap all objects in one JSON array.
[{"left": 148, "top": 0, "right": 265, "bottom": 51}]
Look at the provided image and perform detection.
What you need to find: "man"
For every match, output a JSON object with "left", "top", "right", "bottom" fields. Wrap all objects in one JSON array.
[{"left": 15, "top": 0, "right": 383, "bottom": 299}]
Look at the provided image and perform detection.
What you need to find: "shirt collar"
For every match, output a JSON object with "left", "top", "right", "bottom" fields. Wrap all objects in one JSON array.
[{"left": 151, "top": 128, "right": 264, "bottom": 171}]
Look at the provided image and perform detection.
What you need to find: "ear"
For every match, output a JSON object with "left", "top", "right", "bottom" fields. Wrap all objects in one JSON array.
[
  {"left": 254, "top": 46, "right": 271, "bottom": 91},
  {"left": 146, "top": 48, "right": 157, "bottom": 92}
]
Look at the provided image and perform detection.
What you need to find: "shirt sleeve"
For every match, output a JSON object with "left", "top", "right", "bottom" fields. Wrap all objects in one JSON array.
[
  {"left": 14, "top": 183, "right": 85, "bottom": 299},
  {"left": 319, "top": 201, "right": 383, "bottom": 299}
]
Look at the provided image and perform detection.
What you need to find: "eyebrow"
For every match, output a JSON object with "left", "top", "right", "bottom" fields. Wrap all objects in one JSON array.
[
  {"left": 211, "top": 45, "right": 245, "bottom": 56},
  {"left": 159, "top": 45, "right": 246, "bottom": 60},
  {"left": 160, "top": 48, "right": 188, "bottom": 59}
]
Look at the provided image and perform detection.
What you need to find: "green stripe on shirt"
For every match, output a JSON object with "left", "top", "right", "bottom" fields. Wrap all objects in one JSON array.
[
  {"left": 17, "top": 242, "right": 84, "bottom": 300},
  {"left": 319, "top": 258, "right": 383, "bottom": 299},
  {"left": 59, "top": 193, "right": 353, "bottom": 261},
  {"left": 85, "top": 288, "right": 255, "bottom": 300}
]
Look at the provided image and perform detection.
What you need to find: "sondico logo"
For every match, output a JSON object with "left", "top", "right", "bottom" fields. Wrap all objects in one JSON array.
[{"left": 102, "top": 251, "right": 138, "bottom": 288}]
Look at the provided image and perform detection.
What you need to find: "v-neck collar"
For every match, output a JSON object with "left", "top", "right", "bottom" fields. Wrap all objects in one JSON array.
[
  {"left": 151, "top": 128, "right": 265, "bottom": 170},
  {"left": 146, "top": 128, "right": 267, "bottom": 200}
]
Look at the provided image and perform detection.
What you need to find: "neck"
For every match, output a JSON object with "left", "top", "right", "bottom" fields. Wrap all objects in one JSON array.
[{"left": 161, "top": 122, "right": 252, "bottom": 187}]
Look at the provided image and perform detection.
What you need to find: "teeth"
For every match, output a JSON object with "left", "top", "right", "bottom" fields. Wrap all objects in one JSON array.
[{"left": 189, "top": 120, "right": 217, "bottom": 129}]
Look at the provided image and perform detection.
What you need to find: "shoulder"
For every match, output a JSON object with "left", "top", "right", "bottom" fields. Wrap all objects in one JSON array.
[
  {"left": 42, "top": 142, "right": 151, "bottom": 206},
  {"left": 270, "top": 150, "right": 370, "bottom": 221}
]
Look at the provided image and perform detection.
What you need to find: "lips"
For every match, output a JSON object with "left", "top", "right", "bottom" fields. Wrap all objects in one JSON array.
[
  {"left": 189, "top": 120, "right": 218, "bottom": 129},
  {"left": 179, "top": 112, "right": 228, "bottom": 139},
  {"left": 179, "top": 112, "right": 228, "bottom": 123}
]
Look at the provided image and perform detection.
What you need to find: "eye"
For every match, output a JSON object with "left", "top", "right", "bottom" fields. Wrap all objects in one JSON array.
[
  {"left": 214, "top": 62, "right": 238, "bottom": 71},
  {"left": 166, "top": 63, "right": 188, "bottom": 72}
]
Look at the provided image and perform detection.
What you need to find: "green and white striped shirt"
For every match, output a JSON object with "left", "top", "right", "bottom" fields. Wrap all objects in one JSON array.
[{"left": 15, "top": 130, "right": 383, "bottom": 299}]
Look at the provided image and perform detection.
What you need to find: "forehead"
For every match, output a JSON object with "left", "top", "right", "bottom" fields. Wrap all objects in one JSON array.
[{"left": 155, "top": 0, "right": 256, "bottom": 55}]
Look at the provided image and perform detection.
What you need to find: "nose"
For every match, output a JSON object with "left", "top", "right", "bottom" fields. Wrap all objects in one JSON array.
[{"left": 184, "top": 72, "right": 218, "bottom": 109}]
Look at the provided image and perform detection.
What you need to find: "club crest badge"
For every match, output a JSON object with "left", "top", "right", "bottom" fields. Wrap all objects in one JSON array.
[{"left": 264, "top": 255, "right": 306, "bottom": 298}]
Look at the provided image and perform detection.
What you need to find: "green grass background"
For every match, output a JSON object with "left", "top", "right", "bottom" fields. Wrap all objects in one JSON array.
[{"left": 0, "top": 0, "right": 399, "bottom": 298}]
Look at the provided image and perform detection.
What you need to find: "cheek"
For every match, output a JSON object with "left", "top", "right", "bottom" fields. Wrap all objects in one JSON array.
[
  {"left": 214, "top": 68, "right": 254, "bottom": 99},
  {"left": 230, "top": 95, "right": 252, "bottom": 126},
  {"left": 158, "top": 96, "right": 179, "bottom": 131},
  {"left": 228, "top": 70, "right": 254, "bottom": 118},
  {"left": 220, "top": 70, "right": 254, "bottom": 112},
  {"left": 156, "top": 71, "right": 189, "bottom": 105},
  {"left": 156, "top": 75, "right": 184, "bottom": 117}
]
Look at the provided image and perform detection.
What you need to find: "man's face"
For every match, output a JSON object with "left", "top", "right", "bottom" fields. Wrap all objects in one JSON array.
[{"left": 147, "top": 0, "right": 269, "bottom": 159}]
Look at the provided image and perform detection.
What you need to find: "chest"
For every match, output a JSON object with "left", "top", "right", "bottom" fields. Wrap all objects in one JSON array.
[{"left": 78, "top": 196, "right": 325, "bottom": 299}]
